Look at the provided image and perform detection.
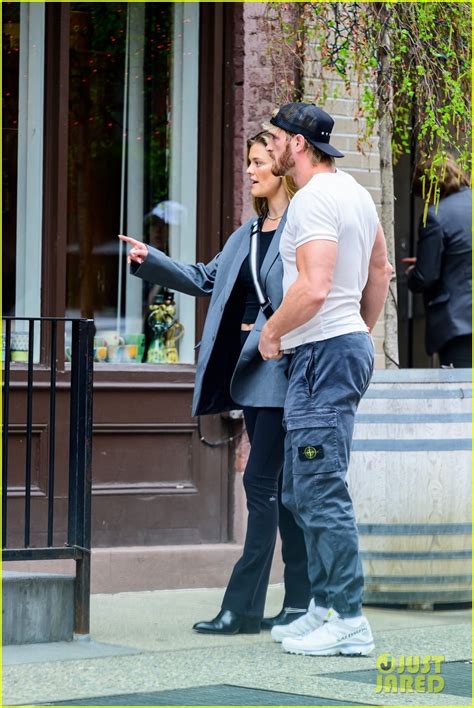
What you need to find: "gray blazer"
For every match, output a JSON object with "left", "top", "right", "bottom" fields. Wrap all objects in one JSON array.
[{"left": 131, "top": 216, "right": 289, "bottom": 415}]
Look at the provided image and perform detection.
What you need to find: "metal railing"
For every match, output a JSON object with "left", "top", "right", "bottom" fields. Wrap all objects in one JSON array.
[{"left": 2, "top": 317, "right": 94, "bottom": 636}]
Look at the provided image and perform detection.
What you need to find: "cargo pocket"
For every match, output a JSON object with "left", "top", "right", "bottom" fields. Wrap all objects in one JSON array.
[{"left": 286, "top": 408, "right": 340, "bottom": 476}]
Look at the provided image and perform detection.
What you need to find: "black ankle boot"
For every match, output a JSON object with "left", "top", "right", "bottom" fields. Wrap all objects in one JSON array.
[
  {"left": 260, "top": 607, "right": 306, "bottom": 630},
  {"left": 193, "top": 609, "right": 261, "bottom": 635}
]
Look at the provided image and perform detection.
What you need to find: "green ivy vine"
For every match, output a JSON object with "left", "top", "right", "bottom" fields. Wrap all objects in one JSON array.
[{"left": 264, "top": 1, "right": 471, "bottom": 217}]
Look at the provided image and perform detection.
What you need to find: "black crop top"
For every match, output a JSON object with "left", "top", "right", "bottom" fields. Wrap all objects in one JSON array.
[{"left": 238, "top": 229, "right": 276, "bottom": 324}]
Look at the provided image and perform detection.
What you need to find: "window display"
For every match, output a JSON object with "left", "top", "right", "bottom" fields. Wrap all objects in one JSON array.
[{"left": 65, "top": 2, "right": 199, "bottom": 364}]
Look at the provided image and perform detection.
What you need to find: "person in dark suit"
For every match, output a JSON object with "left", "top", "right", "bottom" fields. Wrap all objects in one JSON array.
[
  {"left": 407, "top": 156, "right": 472, "bottom": 367},
  {"left": 118, "top": 133, "right": 311, "bottom": 634}
]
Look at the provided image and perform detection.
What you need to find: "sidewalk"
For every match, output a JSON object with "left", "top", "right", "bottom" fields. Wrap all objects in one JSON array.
[{"left": 3, "top": 584, "right": 471, "bottom": 707}]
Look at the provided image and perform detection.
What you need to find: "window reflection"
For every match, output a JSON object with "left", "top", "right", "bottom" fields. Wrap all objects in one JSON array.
[
  {"left": 2, "top": 2, "right": 20, "bottom": 316},
  {"left": 2, "top": 2, "right": 44, "bottom": 364},
  {"left": 66, "top": 2, "right": 198, "bottom": 364}
]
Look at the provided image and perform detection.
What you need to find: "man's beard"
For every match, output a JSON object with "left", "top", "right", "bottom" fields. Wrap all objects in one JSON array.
[{"left": 271, "top": 142, "right": 295, "bottom": 176}]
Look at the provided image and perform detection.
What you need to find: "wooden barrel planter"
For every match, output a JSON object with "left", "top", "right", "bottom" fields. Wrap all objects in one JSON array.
[{"left": 349, "top": 368, "right": 471, "bottom": 608}]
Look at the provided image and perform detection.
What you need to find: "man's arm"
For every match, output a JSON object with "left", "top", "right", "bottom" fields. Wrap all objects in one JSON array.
[
  {"left": 360, "top": 223, "right": 393, "bottom": 332},
  {"left": 259, "top": 239, "right": 337, "bottom": 359},
  {"left": 406, "top": 211, "right": 444, "bottom": 293}
]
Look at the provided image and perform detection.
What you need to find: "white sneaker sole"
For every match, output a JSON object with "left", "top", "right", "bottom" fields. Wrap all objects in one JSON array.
[
  {"left": 283, "top": 641, "right": 375, "bottom": 656},
  {"left": 272, "top": 631, "right": 312, "bottom": 644}
]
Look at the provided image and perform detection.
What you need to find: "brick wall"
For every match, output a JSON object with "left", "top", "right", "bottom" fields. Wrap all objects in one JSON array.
[
  {"left": 239, "top": 2, "right": 276, "bottom": 225},
  {"left": 232, "top": 4, "right": 245, "bottom": 230}
]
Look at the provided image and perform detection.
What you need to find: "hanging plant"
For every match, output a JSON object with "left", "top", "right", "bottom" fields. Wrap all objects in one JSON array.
[{"left": 265, "top": 2, "right": 471, "bottom": 193}]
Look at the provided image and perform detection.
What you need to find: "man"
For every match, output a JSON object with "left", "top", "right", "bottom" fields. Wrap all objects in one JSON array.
[{"left": 258, "top": 103, "right": 392, "bottom": 656}]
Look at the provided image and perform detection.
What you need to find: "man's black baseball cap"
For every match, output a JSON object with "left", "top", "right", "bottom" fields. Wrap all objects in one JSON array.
[{"left": 269, "top": 103, "right": 344, "bottom": 158}]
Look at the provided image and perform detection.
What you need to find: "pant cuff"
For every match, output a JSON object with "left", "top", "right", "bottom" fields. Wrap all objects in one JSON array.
[
  {"left": 284, "top": 596, "right": 312, "bottom": 610},
  {"left": 334, "top": 607, "right": 363, "bottom": 618}
]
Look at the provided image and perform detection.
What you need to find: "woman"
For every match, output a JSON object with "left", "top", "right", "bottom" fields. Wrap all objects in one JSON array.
[
  {"left": 119, "top": 133, "right": 310, "bottom": 634},
  {"left": 406, "top": 155, "right": 472, "bottom": 367}
]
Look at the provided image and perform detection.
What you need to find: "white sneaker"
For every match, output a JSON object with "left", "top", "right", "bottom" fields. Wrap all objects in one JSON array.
[
  {"left": 271, "top": 599, "right": 327, "bottom": 643},
  {"left": 282, "top": 610, "right": 375, "bottom": 656}
]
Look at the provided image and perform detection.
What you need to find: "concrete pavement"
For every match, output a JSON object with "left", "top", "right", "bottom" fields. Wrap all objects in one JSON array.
[{"left": 3, "top": 584, "right": 471, "bottom": 706}]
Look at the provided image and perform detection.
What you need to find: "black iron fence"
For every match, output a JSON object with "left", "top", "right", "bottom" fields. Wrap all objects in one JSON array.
[{"left": 2, "top": 317, "right": 94, "bottom": 636}]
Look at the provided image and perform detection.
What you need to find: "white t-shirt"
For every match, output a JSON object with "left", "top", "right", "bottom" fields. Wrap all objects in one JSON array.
[{"left": 279, "top": 169, "right": 379, "bottom": 349}]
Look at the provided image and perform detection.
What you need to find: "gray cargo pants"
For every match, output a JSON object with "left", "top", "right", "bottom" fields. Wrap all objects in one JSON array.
[{"left": 282, "top": 332, "right": 374, "bottom": 618}]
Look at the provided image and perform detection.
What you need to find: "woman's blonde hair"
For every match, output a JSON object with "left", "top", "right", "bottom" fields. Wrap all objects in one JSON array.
[{"left": 246, "top": 132, "right": 297, "bottom": 217}]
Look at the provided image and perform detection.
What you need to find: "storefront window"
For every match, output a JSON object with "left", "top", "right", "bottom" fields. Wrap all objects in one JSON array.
[
  {"left": 66, "top": 2, "right": 199, "bottom": 365},
  {"left": 2, "top": 2, "right": 44, "bottom": 362}
]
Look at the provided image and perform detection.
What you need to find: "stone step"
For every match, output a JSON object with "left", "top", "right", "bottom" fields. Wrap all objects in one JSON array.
[{"left": 2, "top": 571, "right": 74, "bottom": 645}]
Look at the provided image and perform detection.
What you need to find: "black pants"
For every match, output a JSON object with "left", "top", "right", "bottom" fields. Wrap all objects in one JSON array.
[
  {"left": 438, "top": 335, "right": 472, "bottom": 368},
  {"left": 221, "top": 405, "right": 310, "bottom": 619}
]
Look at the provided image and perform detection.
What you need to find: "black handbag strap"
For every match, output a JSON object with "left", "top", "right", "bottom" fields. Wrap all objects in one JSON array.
[{"left": 249, "top": 218, "right": 274, "bottom": 319}]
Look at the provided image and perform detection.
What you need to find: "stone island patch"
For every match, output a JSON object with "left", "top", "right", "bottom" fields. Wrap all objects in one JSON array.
[{"left": 298, "top": 445, "right": 324, "bottom": 461}]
